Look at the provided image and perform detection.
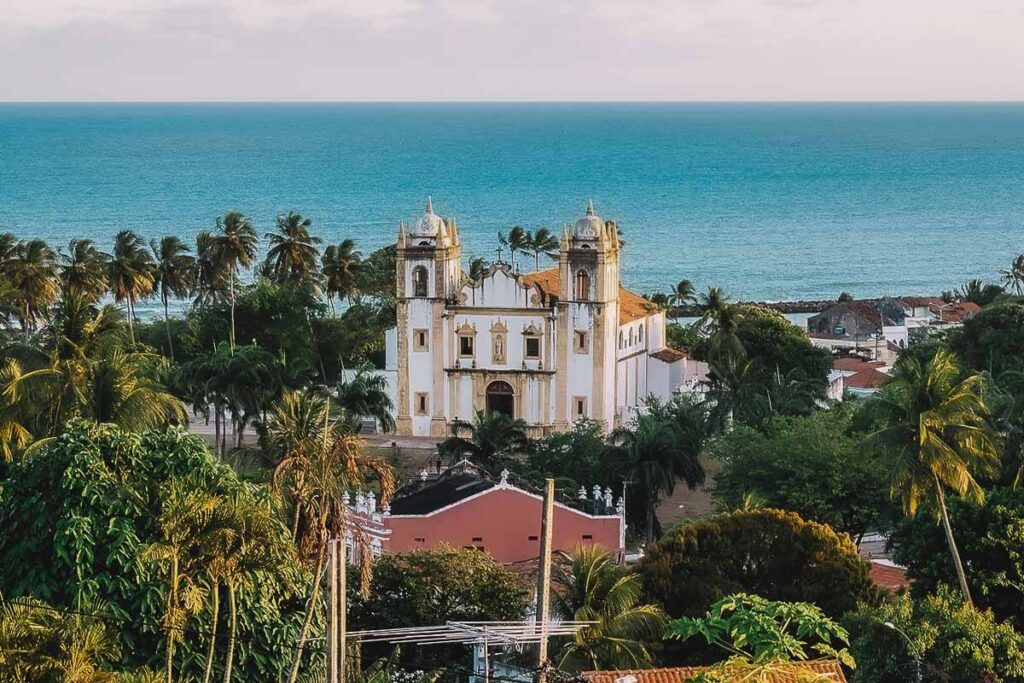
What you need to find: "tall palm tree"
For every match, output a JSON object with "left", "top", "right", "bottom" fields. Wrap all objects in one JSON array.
[
  {"left": 0, "top": 232, "right": 19, "bottom": 277},
  {"left": 497, "top": 225, "right": 529, "bottom": 267},
  {"left": 466, "top": 257, "right": 489, "bottom": 284},
  {"left": 668, "top": 279, "right": 696, "bottom": 319},
  {"left": 8, "top": 238, "right": 60, "bottom": 333},
  {"left": 0, "top": 359, "right": 34, "bottom": 460},
  {"left": 336, "top": 368, "right": 396, "bottom": 433},
  {"left": 321, "top": 239, "right": 362, "bottom": 313},
  {"left": 194, "top": 230, "right": 227, "bottom": 308},
  {"left": 108, "top": 230, "right": 156, "bottom": 345},
  {"left": 958, "top": 278, "right": 1004, "bottom": 306},
  {"left": 868, "top": 348, "right": 1002, "bottom": 606},
  {"left": 527, "top": 227, "right": 559, "bottom": 271},
  {"left": 553, "top": 545, "right": 666, "bottom": 672},
  {"left": 437, "top": 410, "right": 530, "bottom": 471},
  {"left": 143, "top": 484, "right": 220, "bottom": 683},
  {"left": 60, "top": 239, "right": 111, "bottom": 302},
  {"left": 265, "top": 211, "right": 323, "bottom": 288},
  {"left": 605, "top": 410, "right": 706, "bottom": 543},
  {"left": 210, "top": 212, "right": 258, "bottom": 350},
  {"left": 1001, "top": 254, "right": 1024, "bottom": 296},
  {"left": 152, "top": 236, "right": 196, "bottom": 360},
  {"left": 698, "top": 286, "right": 730, "bottom": 334},
  {"left": 275, "top": 433, "right": 394, "bottom": 683}
]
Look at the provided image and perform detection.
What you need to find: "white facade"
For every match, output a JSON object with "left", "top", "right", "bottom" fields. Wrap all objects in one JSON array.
[{"left": 389, "top": 199, "right": 699, "bottom": 437}]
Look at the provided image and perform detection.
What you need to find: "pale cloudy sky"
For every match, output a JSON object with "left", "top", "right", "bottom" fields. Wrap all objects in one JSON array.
[{"left": 1, "top": 0, "right": 1022, "bottom": 101}]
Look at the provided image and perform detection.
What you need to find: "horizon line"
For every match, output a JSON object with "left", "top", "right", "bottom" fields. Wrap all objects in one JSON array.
[{"left": 3, "top": 99, "right": 1024, "bottom": 106}]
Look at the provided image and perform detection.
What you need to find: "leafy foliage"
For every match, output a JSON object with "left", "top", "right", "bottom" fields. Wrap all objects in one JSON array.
[
  {"left": 666, "top": 593, "right": 853, "bottom": 667},
  {"left": 0, "top": 420, "right": 305, "bottom": 681},
  {"left": 639, "top": 509, "right": 877, "bottom": 622},
  {"left": 711, "top": 408, "right": 893, "bottom": 539},
  {"left": 846, "top": 587, "right": 1024, "bottom": 683}
]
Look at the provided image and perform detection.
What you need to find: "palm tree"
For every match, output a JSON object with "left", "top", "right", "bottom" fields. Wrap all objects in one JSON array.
[
  {"left": 1001, "top": 254, "right": 1024, "bottom": 296},
  {"left": 668, "top": 279, "right": 696, "bottom": 320},
  {"left": 336, "top": 368, "right": 396, "bottom": 433},
  {"left": 497, "top": 225, "right": 529, "bottom": 267},
  {"left": 527, "top": 227, "right": 559, "bottom": 271},
  {"left": 0, "top": 360, "right": 34, "bottom": 461},
  {"left": 194, "top": 230, "right": 227, "bottom": 308},
  {"left": 143, "top": 484, "right": 219, "bottom": 683},
  {"left": 553, "top": 545, "right": 666, "bottom": 671},
  {"left": 321, "top": 239, "right": 362, "bottom": 313},
  {"left": 698, "top": 286, "right": 730, "bottom": 334},
  {"left": 265, "top": 211, "right": 323, "bottom": 288},
  {"left": 868, "top": 348, "right": 1001, "bottom": 606},
  {"left": 210, "top": 212, "right": 258, "bottom": 350},
  {"left": 8, "top": 238, "right": 60, "bottom": 333},
  {"left": 108, "top": 230, "right": 156, "bottom": 345},
  {"left": 152, "top": 236, "right": 196, "bottom": 360},
  {"left": 60, "top": 239, "right": 111, "bottom": 302},
  {"left": 466, "top": 257, "right": 489, "bottom": 284},
  {"left": 437, "top": 410, "right": 530, "bottom": 471},
  {"left": 0, "top": 232, "right": 19, "bottom": 277},
  {"left": 275, "top": 433, "right": 394, "bottom": 683},
  {"left": 604, "top": 410, "right": 706, "bottom": 543},
  {"left": 959, "top": 278, "right": 1004, "bottom": 306}
]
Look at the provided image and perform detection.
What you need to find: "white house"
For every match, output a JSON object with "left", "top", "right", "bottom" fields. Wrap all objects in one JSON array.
[{"left": 388, "top": 198, "right": 705, "bottom": 437}]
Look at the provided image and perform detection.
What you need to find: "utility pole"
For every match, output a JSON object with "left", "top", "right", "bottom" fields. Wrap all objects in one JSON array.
[
  {"left": 327, "top": 538, "right": 347, "bottom": 683},
  {"left": 536, "top": 478, "right": 555, "bottom": 683}
]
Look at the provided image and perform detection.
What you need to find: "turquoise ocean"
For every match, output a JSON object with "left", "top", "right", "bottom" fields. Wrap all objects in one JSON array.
[{"left": 1, "top": 103, "right": 1022, "bottom": 315}]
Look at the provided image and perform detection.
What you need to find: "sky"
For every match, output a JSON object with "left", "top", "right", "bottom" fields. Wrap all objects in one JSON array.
[{"left": 1, "top": 0, "right": 1022, "bottom": 101}]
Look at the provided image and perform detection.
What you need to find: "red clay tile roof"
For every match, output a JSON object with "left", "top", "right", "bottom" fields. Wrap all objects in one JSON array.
[
  {"left": 582, "top": 660, "right": 847, "bottom": 683},
  {"left": 520, "top": 268, "right": 659, "bottom": 324},
  {"left": 934, "top": 302, "right": 981, "bottom": 322},
  {"left": 833, "top": 358, "right": 886, "bottom": 372},
  {"left": 869, "top": 560, "right": 910, "bottom": 590},
  {"left": 650, "top": 348, "right": 688, "bottom": 363},
  {"left": 844, "top": 368, "right": 890, "bottom": 390}
]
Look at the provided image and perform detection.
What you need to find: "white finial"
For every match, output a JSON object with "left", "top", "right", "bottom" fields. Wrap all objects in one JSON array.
[
  {"left": 578, "top": 485, "right": 587, "bottom": 500},
  {"left": 593, "top": 484, "right": 602, "bottom": 500},
  {"left": 616, "top": 496, "right": 626, "bottom": 514},
  {"left": 604, "top": 487, "right": 613, "bottom": 508},
  {"left": 420, "top": 468, "right": 429, "bottom": 481},
  {"left": 500, "top": 468, "right": 510, "bottom": 485},
  {"left": 587, "top": 199, "right": 595, "bottom": 216},
  {"left": 367, "top": 491, "right": 377, "bottom": 512},
  {"left": 426, "top": 196, "right": 434, "bottom": 214},
  {"left": 342, "top": 491, "right": 351, "bottom": 507},
  {"left": 355, "top": 491, "right": 366, "bottom": 514}
]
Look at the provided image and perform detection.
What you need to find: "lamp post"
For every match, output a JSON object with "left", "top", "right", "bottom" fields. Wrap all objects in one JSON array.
[{"left": 883, "top": 621, "right": 922, "bottom": 683}]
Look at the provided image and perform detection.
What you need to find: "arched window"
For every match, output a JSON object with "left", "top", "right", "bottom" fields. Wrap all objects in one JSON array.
[
  {"left": 574, "top": 269, "right": 590, "bottom": 300},
  {"left": 486, "top": 381, "right": 514, "bottom": 417},
  {"left": 618, "top": 331, "right": 624, "bottom": 349},
  {"left": 639, "top": 325, "right": 644, "bottom": 343},
  {"left": 412, "top": 266, "right": 428, "bottom": 297}
]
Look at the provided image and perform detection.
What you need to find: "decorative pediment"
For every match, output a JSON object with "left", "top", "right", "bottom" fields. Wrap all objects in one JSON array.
[
  {"left": 490, "top": 320, "right": 508, "bottom": 333},
  {"left": 522, "top": 323, "right": 542, "bottom": 336},
  {"left": 457, "top": 322, "right": 476, "bottom": 336}
]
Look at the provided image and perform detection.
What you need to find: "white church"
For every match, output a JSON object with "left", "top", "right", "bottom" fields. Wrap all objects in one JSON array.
[{"left": 383, "top": 198, "right": 707, "bottom": 437}]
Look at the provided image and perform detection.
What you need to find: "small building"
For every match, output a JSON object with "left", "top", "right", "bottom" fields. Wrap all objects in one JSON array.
[
  {"left": 582, "top": 660, "right": 847, "bottom": 683},
  {"left": 827, "top": 357, "right": 891, "bottom": 397},
  {"left": 348, "top": 460, "right": 626, "bottom": 563}
]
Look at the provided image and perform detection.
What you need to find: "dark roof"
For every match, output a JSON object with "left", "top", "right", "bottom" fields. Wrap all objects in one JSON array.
[{"left": 389, "top": 472, "right": 495, "bottom": 515}]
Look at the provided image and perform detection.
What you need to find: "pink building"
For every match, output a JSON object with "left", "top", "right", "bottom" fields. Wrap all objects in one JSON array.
[{"left": 346, "top": 462, "right": 625, "bottom": 564}]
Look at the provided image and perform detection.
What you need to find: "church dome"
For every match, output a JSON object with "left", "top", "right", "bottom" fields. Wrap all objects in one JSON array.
[
  {"left": 573, "top": 199, "right": 603, "bottom": 239},
  {"left": 412, "top": 197, "right": 444, "bottom": 237}
]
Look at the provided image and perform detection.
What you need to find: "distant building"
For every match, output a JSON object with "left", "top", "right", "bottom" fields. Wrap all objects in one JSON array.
[
  {"left": 342, "top": 460, "right": 625, "bottom": 563},
  {"left": 581, "top": 660, "right": 847, "bottom": 683},
  {"left": 827, "top": 357, "right": 891, "bottom": 398},
  {"left": 384, "top": 198, "right": 706, "bottom": 437}
]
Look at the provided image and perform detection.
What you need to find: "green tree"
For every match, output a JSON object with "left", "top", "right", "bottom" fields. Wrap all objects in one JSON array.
[
  {"left": 526, "top": 227, "right": 559, "bottom": 271},
  {"left": 606, "top": 397, "right": 709, "bottom": 543},
  {"left": 265, "top": 212, "right": 322, "bottom": 289},
  {"left": 498, "top": 225, "right": 529, "bottom": 267},
  {"left": 142, "top": 484, "right": 219, "bottom": 683},
  {"left": 958, "top": 278, "right": 1004, "bottom": 306},
  {"left": 348, "top": 547, "right": 528, "bottom": 671},
  {"left": 8, "top": 238, "right": 60, "bottom": 333},
  {"left": 108, "top": 230, "right": 156, "bottom": 345},
  {"left": 438, "top": 410, "right": 530, "bottom": 471},
  {"left": 1000, "top": 254, "right": 1024, "bottom": 296},
  {"left": 711, "top": 409, "right": 892, "bottom": 541},
  {"left": 845, "top": 587, "right": 1024, "bottom": 683},
  {"left": 61, "top": 238, "right": 111, "bottom": 302},
  {"left": 639, "top": 509, "right": 876, "bottom": 620},
  {"left": 336, "top": 367, "right": 395, "bottom": 433},
  {"left": 666, "top": 593, "right": 853, "bottom": 667},
  {"left": 321, "top": 239, "right": 362, "bottom": 312},
  {"left": 553, "top": 544, "right": 666, "bottom": 671},
  {"left": 210, "top": 212, "right": 258, "bottom": 351},
  {"left": 947, "top": 301, "right": 1024, "bottom": 376},
  {"left": 867, "top": 348, "right": 1001, "bottom": 606},
  {"left": 193, "top": 230, "right": 226, "bottom": 309},
  {"left": 151, "top": 236, "right": 196, "bottom": 360},
  {"left": 889, "top": 486, "right": 1024, "bottom": 630},
  {"left": 668, "top": 279, "right": 696, "bottom": 318}
]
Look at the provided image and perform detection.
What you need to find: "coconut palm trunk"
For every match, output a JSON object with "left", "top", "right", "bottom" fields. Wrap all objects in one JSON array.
[
  {"left": 203, "top": 579, "right": 220, "bottom": 683},
  {"left": 936, "top": 477, "right": 973, "bottom": 606},
  {"left": 163, "top": 293, "right": 175, "bottom": 360},
  {"left": 228, "top": 267, "right": 236, "bottom": 352},
  {"left": 287, "top": 549, "right": 326, "bottom": 683},
  {"left": 127, "top": 295, "right": 137, "bottom": 345},
  {"left": 165, "top": 552, "right": 179, "bottom": 683},
  {"left": 222, "top": 580, "right": 238, "bottom": 683}
]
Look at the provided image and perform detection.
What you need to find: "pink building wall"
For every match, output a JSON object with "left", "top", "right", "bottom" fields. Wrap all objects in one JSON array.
[{"left": 385, "top": 487, "right": 623, "bottom": 563}]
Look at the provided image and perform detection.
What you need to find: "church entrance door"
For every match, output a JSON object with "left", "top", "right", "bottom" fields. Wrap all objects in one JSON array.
[{"left": 485, "top": 381, "right": 515, "bottom": 418}]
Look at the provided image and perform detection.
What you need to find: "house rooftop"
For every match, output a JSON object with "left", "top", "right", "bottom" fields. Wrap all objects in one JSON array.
[
  {"left": 520, "top": 268, "right": 660, "bottom": 324},
  {"left": 582, "top": 660, "right": 847, "bottom": 683}
]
